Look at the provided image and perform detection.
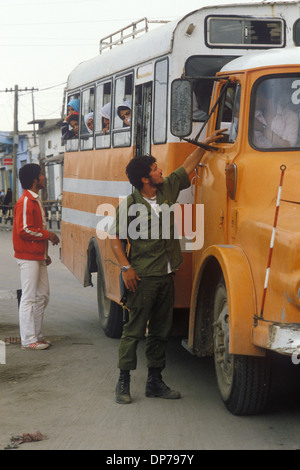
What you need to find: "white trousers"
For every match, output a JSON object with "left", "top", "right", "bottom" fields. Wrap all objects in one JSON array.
[{"left": 17, "top": 259, "right": 50, "bottom": 346}]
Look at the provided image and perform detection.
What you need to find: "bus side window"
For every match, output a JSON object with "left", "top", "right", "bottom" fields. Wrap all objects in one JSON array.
[
  {"left": 95, "top": 81, "right": 112, "bottom": 149},
  {"left": 113, "top": 74, "right": 133, "bottom": 147},
  {"left": 294, "top": 19, "right": 300, "bottom": 46},
  {"left": 80, "top": 87, "right": 94, "bottom": 150},
  {"left": 216, "top": 83, "right": 241, "bottom": 143},
  {"left": 251, "top": 77, "right": 300, "bottom": 149},
  {"left": 185, "top": 55, "right": 237, "bottom": 123},
  {"left": 64, "top": 93, "right": 80, "bottom": 152}
]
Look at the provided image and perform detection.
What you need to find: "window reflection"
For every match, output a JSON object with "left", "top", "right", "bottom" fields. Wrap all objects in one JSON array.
[
  {"left": 216, "top": 83, "right": 241, "bottom": 143},
  {"left": 251, "top": 77, "right": 300, "bottom": 149}
]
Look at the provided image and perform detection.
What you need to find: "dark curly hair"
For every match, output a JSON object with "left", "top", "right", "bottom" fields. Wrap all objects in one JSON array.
[
  {"left": 126, "top": 156, "right": 156, "bottom": 190},
  {"left": 19, "top": 163, "right": 41, "bottom": 190}
]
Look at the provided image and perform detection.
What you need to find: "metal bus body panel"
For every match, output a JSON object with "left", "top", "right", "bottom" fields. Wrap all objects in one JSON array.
[
  {"left": 61, "top": 222, "right": 193, "bottom": 309},
  {"left": 189, "top": 244, "right": 263, "bottom": 357},
  {"left": 61, "top": 143, "right": 195, "bottom": 309}
]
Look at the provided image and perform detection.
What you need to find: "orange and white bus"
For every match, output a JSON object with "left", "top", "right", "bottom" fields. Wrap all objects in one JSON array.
[
  {"left": 174, "top": 46, "right": 300, "bottom": 414},
  {"left": 61, "top": 1, "right": 300, "bottom": 413}
]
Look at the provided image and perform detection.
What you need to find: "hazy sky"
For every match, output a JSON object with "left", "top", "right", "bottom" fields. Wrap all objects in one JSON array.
[{"left": 0, "top": 0, "right": 264, "bottom": 132}]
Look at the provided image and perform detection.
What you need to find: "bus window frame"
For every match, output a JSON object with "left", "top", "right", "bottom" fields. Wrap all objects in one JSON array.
[
  {"left": 112, "top": 70, "right": 134, "bottom": 148},
  {"left": 293, "top": 19, "right": 300, "bottom": 46},
  {"left": 184, "top": 54, "right": 238, "bottom": 121},
  {"left": 153, "top": 57, "right": 169, "bottom": 145},
  {"left": 95, "top": 78, "right": 113, "bottom": 149},
  {"left": 134, "top": 81, "right": 153, "bottom": 157},
  {"left": 249, "top": 74, "right": 300, "bottom": 152},
  {"left": 79, "top": 85, "right": 95, "bottom": 151},
  {"left": 205, "top": 15, "right": 286, "bottom": 50}
]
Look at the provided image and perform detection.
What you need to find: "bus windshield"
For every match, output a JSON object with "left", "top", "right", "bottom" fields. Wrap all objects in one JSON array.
[{"left": 250, "top": 76, "right": 300, "bottom": 150}]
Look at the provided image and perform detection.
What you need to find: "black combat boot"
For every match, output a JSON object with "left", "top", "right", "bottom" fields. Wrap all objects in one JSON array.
[
  {"left": 115, "top": 370, "right": 131, "bottom": 404},
  {"left": 145, "top": 368, "right": 181, "bottom": 399}
]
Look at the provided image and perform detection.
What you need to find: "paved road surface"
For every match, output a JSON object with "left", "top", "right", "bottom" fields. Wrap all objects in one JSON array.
[{"left": 0, "top": 228, "right": 300, "bottom": 451}]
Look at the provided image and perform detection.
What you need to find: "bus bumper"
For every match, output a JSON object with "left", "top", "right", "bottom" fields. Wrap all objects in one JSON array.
[{"left": 252, "top": 322, "right": 300, "bottom": 356}]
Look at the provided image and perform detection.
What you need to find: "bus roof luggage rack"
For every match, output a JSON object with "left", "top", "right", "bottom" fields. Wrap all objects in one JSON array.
[{"left": 99, "top": 18, "right": 169, "bottom": 54}]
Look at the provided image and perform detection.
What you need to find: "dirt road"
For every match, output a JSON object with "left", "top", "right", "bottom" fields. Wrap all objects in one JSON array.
[{"left": 1, "top": 229, "right": 300, "bottom": 451}]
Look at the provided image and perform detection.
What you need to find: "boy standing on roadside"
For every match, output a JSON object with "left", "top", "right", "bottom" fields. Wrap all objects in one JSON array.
[{"left": 13, "top": 164, "right": 60, "bottom": 350}]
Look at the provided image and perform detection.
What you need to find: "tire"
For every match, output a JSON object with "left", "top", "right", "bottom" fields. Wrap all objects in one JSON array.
[
  {"left": 213, "top": 280, "right": 271, "bottom": 415},
  {"left": 97, "top": 268, "right": 123, "bottom": 339}
]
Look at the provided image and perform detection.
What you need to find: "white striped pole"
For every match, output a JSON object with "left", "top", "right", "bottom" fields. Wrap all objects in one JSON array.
[{"left": 260, "top": 165, "right": 286, "bottom": 318}]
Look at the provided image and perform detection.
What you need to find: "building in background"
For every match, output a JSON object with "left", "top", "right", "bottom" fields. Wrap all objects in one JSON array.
[
  {"left": 0, "top": 131, "right": 31, "bottom": 200},
  {"left": 0, "top": 117, "right": 64, "bottom": 206},
  {"left": 0, "top": 132, "right": 13, "bottom": 194},
  {"left": 28, "top": 118, "right": 64, "bottom": 201}
]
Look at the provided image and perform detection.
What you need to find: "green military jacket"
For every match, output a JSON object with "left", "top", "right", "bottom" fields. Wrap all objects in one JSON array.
[{"left": 110, "top": 166, "right": 190, "bottom": 277}]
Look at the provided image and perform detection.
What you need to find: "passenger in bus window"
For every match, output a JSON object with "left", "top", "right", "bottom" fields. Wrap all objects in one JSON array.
[
  {"left": 192, "top": 81, "right": 211, "bottom": 122},
  {"left": 61, "top": 112, "right": 79, "bottom": 140},
  {"left": 69, "top": 114, "right": 79, "bottom": 137},
  {"left": 192, "top": 92, "right": 208, "bottom": 121},
  {"left": 253, "top": 82, "right": 299, "bottom": 148},
  {"left": 117, "top": 101, "right": 132, "bottom": 127},
  {"left": 84, "top": 112, "right": 94, "bottom": 134},
  {"left": 67, "top": 98, "right": 80, "bottom": 115},
  {"left": 253, "top": 109, "right": 271, "bottom": 148},
  {"left": 99, "top": 103, "right": 111, "bottom": 134},
  {"left": 62, "top": 97, "right": 80, "bottom": 141}
]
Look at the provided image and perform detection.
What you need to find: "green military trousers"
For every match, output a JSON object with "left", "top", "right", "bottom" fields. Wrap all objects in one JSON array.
[{"left": 118, "top": 274, "right": 175, "bottom": 371}]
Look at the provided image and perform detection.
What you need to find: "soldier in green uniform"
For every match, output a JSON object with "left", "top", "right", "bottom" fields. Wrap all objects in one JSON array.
[{"left": 109, "top": 130, "right": 224, "bottom": 404}]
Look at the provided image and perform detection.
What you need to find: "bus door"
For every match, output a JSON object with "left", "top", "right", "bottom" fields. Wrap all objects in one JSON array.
[
  {"left": 134, "top": 82, "right": 152, "bottom": 157},
  {"left": 204, "top": 78, "right": 241, "bottom": 245}
]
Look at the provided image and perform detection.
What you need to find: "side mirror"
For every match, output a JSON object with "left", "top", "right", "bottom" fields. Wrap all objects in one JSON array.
[{"left": 171, "top": 79, "right": 193, "bottom": 137}]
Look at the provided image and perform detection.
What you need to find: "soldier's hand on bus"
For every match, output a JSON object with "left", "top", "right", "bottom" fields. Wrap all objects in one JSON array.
[
  {"left": 122, "top": 268, "right": 141, "bottom": 293},
  {"left": 203, "top": 128, "right": 227, "bottom": 146},
  {"left": 48, "top": 231, "right": 60, "bottom": 245},
  {"left": 183, "top": 128, "right": 227, "bottom": 176}
]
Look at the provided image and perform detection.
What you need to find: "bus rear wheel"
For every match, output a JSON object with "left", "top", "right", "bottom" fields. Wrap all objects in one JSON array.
[
  {"left": 97, "top": 270, "right": 123, "bottom": 338},
  {"left": 213, "top": 280, "right": 271, "bottom": 415}
]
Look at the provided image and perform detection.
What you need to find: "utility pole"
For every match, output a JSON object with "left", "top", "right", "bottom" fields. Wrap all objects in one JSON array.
[
  {"left": 5, "top": 86, "right": 38, "bottom": 205},
  {"left": 31, "top": 89, "right": 37, "bottom": 145},
  {"left": 12, "top": 85, "right": 18, "bottom": 206}
]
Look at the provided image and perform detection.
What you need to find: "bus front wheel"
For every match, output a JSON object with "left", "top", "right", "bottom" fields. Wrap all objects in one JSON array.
[
  {"left": 213, "top": 280, "right": 271, "bottom": 415},
  {"left": 97, "top": 270, "right": 123, "bottom": 338}
]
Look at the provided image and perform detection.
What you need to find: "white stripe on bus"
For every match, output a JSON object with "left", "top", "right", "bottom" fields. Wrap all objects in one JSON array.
[
  {"left": 62, "top": 178, "right": 193, "bottom": 204},
  {"left": 62, "top": 207, "right": 114, "bottom": 230},
  {"left": 63, "top": 178, "right": 132, "bottom": 198}
]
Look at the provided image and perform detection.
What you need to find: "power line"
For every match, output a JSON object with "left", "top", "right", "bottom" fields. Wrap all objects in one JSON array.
[
  {"left": 0, "top": 17, "right": 173, "bottom": 27},
  {"left": 21, "top": 82, "right": 66, "bottom": 94},
  {"left": 0, "top": 0, "right": 102, "bottom": 6}
]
